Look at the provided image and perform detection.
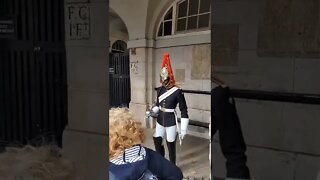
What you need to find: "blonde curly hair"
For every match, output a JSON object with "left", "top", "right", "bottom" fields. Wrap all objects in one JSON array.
[{"left": 109, "top": 108, "right": 145, "bottom": 159}]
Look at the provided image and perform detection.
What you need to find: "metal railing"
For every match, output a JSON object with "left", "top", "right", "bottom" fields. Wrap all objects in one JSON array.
[{"left": 155, "top": 87, "right": 320, "bottom": 104}]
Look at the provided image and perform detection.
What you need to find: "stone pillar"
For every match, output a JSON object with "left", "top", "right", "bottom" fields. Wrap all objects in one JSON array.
[
  {"left": 147, "top": 47, "right": 157, "bottom": 108},
  {"left": 62, "top": 0, "right": 108, "bottom": 180},
  {"left": 128, "top": 47, "right": 149, "bottom": 125}
]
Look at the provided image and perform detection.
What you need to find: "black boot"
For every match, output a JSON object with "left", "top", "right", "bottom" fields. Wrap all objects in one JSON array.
[
  {"left": 153, "top": 137, "right": 165, "bottom": 157},
  {"left": 166, "top": 140, "right": 176, "bottom": 164}
]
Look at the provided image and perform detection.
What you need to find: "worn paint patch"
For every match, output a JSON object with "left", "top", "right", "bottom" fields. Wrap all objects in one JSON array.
[
  {"left": 212, "top": 24, "right": 239, "bottom": 66},
  {"left": 191, "top": 44, "right": 211, "bottom": 80}
]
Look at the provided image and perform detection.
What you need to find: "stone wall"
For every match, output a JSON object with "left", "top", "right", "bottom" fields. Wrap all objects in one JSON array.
[{"left": 212, "top": 0, "right": 320, "bottom": 179}]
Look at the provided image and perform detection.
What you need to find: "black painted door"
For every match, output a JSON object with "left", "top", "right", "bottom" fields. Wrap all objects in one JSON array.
[
  {"left": 109, "top": 52, "right": 131, "bottom": 108},
  {"left": 0, "top": 0, "right": 67, "bottom": 147}
]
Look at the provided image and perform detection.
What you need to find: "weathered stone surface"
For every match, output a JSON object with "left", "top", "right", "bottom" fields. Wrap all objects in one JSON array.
[
  {"left": 130, "top": 76, "right": 147, "bottom": 104},
  {"left": 295, "top": 154, "right": 320, "bottom": 180},
  {"left": 212, "top": 24, "right": 239, "bottom": 66},
  {"left": 68, "top": 89, "right": 108, "bottom": 134},
  {"left": 236, "top": 99, "right": 320, "bottom": 155},
  {"left": 213, "top": 50, "right": 294, "bottom": 92},
  {"left": 175, "top": 69, "right": 186, "bottom": 83},
  {"left": 184, "top": 93, "right": 210, "bottom": 110},
  {"left": 129, "top": 102, "right": 148, "bottom": 125},
  {"left": 282, "top": 103, "right": 320, "bottom": 155},
  {"left": 192, "top": 44, "right": 211, "bottom": 79},
  {"left": 258, "top": 0, "right": 320, "bottom": 58},
  {"left": 212, "top": 0, "right": 320, "bottom": 179},
  {"left": 234, "top": 99, "right": 285, "bottom": 149},
  {"left": 212, "top": 142, "right": 296, "bottom": 180},
  {"left": 63, "top": 130, "right": 107, "bottom": 180},
  {"left": 65, "top": 2, "right": 108, "bottom": 47},
  {"left": 66, "top": 47, "right": 108, "bottom": 91},
  {"left": 294, "top": 58, "right": 320, "bottom": 94}
]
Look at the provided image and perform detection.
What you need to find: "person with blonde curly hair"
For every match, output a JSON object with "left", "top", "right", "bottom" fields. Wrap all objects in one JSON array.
[{"left": 109, "top": 108, "right": 183, "bottom": 180}]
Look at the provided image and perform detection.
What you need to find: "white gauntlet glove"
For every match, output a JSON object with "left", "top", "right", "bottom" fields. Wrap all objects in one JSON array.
[
  {"left": 151, "top": 106, "right": 159, "bottom": 114},
  {"left": 149, "top": 106, "right": 159, "bottom": 118},
  {"left": 180, "top": 118, "right": 189, "bottom": 140}
]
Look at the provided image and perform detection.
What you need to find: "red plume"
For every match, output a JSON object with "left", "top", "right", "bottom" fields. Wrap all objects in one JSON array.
[{"left": 160, "top": 53, "right": 175, "bottom": 85}]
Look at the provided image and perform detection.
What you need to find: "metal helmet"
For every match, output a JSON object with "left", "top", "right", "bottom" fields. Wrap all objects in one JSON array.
[
  {"left": 160, "top": 65, "right": 169, "bottom": 82},
  {"left": 160, "top": 53, "right": 175, "bottom": 88}
]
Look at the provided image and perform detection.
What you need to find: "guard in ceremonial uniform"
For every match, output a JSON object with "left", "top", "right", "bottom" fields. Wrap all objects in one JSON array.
[{"left": 147, "top": 53, "right": 189, "bottom": 164}]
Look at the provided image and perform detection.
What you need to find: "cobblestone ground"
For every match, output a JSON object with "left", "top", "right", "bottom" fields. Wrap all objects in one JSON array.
[{"left": 142, "top": 128, "right": 211, "bottom": 179}]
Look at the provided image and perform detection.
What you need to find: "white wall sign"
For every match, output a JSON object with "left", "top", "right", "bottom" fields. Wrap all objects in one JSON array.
[
  {"left": 0, "top": 17, "right": 16, "bottom": 39},
  {"left": 66, "top": 3, "right": 90, "bottom": 40}
]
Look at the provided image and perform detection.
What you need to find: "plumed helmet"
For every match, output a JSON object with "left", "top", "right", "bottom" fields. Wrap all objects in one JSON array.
[{"left": 160, "top": 53, "right": 175, "bottom": 87}]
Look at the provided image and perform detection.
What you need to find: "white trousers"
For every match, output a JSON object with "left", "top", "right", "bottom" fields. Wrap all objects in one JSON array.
[{"left": 153, "top": 122, "right": 177, "bottom": 142}]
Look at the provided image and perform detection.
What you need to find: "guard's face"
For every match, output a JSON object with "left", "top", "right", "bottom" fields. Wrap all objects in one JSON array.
[
  {"left": 162, "top": 78, "right": 170, "bottom": 86},
  {"left": 160, "top": 67, "right": 169, "bottom": 82}
]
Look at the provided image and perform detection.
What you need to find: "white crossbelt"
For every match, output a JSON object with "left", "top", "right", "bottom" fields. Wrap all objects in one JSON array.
[{"left": 159, "top": 86, "right": 178, "bottom": 103}]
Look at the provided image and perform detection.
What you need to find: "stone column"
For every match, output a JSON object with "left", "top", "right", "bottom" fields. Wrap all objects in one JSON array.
[
  {"left": 62, "top": 0, "right": 108, "bottom": 179},
  {"left": 128, "top": 40, "right": 156, "bottom": 125},
  {"left": 129, "top": 48, "right": 148, "bottom": 124}
]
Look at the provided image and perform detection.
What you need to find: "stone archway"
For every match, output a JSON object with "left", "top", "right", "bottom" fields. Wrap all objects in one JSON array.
[
  {"left": 109, "top": 8, "right": 129, "bottom": 52},
  {"left": 109, "top": 9, "right": 131, "bottom": 108}
]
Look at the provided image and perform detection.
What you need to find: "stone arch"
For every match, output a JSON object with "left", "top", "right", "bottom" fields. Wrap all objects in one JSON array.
[
  {"left": 109, "top": 8, "right": 129, "bottom": 50},
  {"left": 110, "top": 1, "right": 149, "bottom": 40}
]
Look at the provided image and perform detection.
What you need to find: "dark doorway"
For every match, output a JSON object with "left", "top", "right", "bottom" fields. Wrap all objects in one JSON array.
[
  {"left": 109, "top": 52, "right": 131, "bottom": 108},
  {"left": 0, "top": 0, "right": 67, "bottom": 147}
]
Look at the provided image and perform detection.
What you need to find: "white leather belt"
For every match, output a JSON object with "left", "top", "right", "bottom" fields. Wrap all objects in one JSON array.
[{"left": 159, "top": 106, "right": 175, "bottom": 112}]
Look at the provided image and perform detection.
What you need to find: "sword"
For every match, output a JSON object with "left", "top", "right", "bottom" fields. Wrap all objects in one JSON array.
[
  {"left": 179, "top": 133, "right": 183, "bottom": 146},
  {"left": 172, "top": 110, "right": 184, "bottom": 167},
  {"left": 145, "top": 111, "right": 150, "bottom": 128},
  {"left": 177, "top": 133, "right": 182, "bottom": 167}
]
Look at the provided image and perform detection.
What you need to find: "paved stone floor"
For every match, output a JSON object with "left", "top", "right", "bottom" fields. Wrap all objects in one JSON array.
[
  {"left": 142, "top": 128, "right": 211, "bottom": 179},
  {"left": 0, "top": 132, "right": 224, "bottom": 179}
]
